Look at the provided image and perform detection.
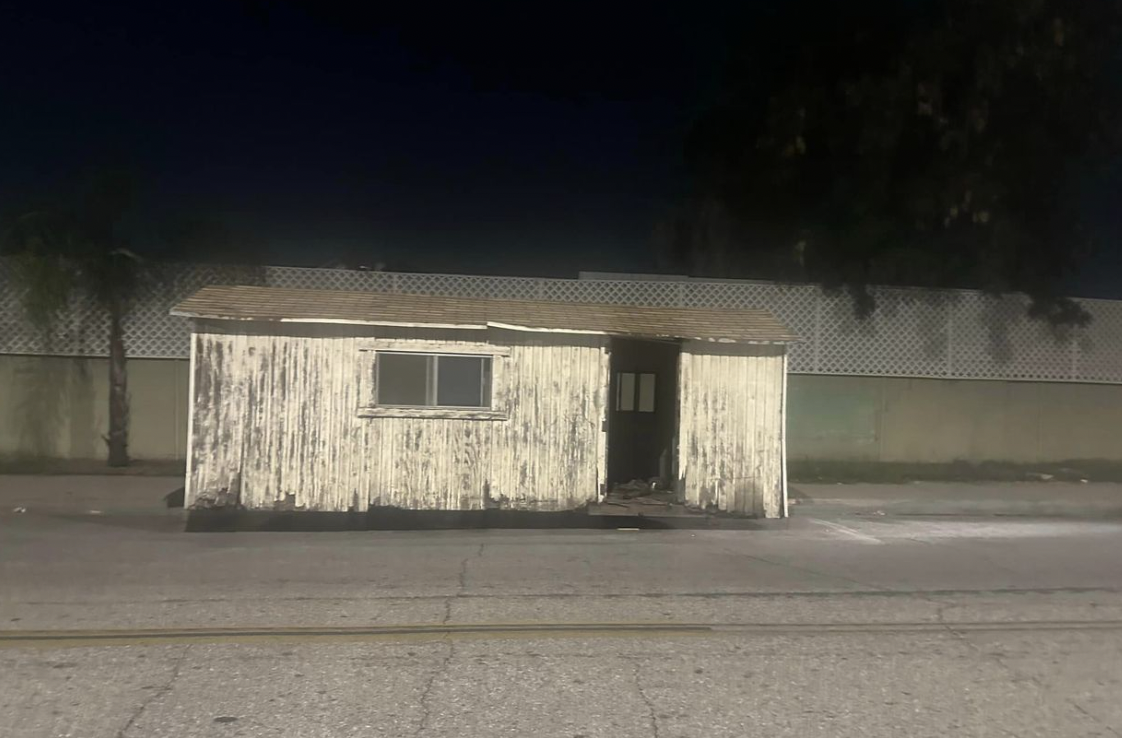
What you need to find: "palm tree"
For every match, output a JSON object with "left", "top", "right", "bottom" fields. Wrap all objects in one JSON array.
[{"left": 2, "top": 170, "right": 145, "bottom": 467}]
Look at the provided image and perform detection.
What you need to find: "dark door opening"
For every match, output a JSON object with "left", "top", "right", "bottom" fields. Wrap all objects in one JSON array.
[{"left": 606, "top": 338, "right": 680, "bottom": 491}]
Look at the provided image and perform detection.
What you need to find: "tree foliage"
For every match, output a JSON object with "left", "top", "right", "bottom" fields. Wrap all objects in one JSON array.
[
  {"left": 2, "top": 169, "right": 145, "bottom": 466},
  {"left": 4, "top": 171, "right": 140, "bottom": 318},
  {"left": 669, "top": 0, "right": 1122, "bottom": 322}
]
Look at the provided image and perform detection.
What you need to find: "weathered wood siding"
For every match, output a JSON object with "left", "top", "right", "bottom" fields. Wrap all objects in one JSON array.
[
  {"left": 489, "top": 339, "right": 611, "bottom": 510},
  {"left": 677, "top": 342, "right": 787, "bottom": 518},
  {"left": 186, "top": 325, "right": 609, "bottom": 511}
]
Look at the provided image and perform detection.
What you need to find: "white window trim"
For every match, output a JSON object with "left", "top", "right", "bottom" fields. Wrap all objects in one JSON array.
[{"left": 356, "top": 339, "right": 510, "bottom": 420}]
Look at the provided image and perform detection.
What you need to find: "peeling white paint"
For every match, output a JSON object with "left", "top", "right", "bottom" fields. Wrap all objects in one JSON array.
[
  {"left": 485, "top": 321, "right": 608, "bottom": 335},
  {"left": 279, "top": 317, "right": 486, "bottom": 330},
  {"left": 186, "top": 328, "right": 609, "bottom": 512},
  {"left": 187, "top": 325, "right": 788, "bottom": 517},
  {"left": 781, "top": 352, "right": 789, "bottom": 517},
  {"left": 677, "top": 342, "right": 786, "bottom": 518},
  {"left": 183, "top": 333, "right": 198, "bottom": 504}
]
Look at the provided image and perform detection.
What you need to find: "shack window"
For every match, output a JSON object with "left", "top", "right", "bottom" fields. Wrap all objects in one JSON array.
[
  {"left": 615, "top": 372, "right": 656, "bottom": 413},
  {"left": 637, "top": 373, "right": 656, "bottom": 412},
  {"left": 616, "top": 372, "right": 636, "bottom": 411},
  {"left": 377, "top": 353, "right": 492, "bottom": 408}
]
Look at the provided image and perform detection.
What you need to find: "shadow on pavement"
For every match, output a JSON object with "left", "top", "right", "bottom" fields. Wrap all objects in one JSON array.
[{"left": 185, "top": 508, "right": 776, "bottom": 532}]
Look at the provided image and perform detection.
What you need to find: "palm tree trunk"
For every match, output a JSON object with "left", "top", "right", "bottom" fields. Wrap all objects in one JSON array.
[{"left": 106, "top": 299, "right": 130, "bottom": 467}]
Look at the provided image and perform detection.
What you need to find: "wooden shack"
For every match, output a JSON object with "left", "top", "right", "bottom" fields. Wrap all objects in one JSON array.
[{"left": 172, "top": 286, "right": 797, "bottom": 518}]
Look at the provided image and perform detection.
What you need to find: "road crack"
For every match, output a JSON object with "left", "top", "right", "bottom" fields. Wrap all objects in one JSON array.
[
  {"left": 444, "top": 542, "right": 485, "bottom": 625},
  {"left": 117, "top": 644, "right": 190, "bottom": 737},
  {"left": 631, "top": 660, "right": 661, "bottom": 738},
  {"left": 458, "top": 542, "right": 484, "bottom": 590},
  {"left": 415, "top": 641, "right": 454, "bottom": 737},
  {"left": 422, "top": 543, "right": 481, "bottom": 735},
  {"left": 937, "top": 606, "right": 1121, "bottom": 738}
]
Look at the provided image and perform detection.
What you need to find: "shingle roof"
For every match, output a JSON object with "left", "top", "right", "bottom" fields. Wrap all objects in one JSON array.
[{"left": 172, "top": 285, "right": 798, "bottom": 344}]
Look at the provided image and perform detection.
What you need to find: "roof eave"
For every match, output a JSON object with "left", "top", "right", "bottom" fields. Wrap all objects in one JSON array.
[{"left": 174, "top": 310, "right": 798, "bottom": 344}]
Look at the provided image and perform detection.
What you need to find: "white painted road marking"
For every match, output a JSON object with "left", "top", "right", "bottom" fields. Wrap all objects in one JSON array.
[
  {"left": 809, "top": 518, "right": 885, "bottom": 544},
  {"left": 870, "top": 520, "right": 1122, "bottom": 540},
  {"left": 805, "top": 518, "right": 1122, "bottom": 543}
]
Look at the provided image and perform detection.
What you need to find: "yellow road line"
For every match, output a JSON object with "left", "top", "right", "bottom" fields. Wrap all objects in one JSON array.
[
  {"left": 3, "top": 620, "right": 1121, "bottom": 649},
  {"left": 0, "top": 622, "right": 708, "bottom": 648}
]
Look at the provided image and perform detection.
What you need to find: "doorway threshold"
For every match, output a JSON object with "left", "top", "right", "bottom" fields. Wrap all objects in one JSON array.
[{"left": 588, "top": 498, "right": 710, "bottom": 518}]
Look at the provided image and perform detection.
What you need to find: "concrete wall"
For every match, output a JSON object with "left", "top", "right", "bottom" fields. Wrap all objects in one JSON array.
[
  {"left": 787, "top": 375, "right": 1122, "bottom": 463},
  {"left": 3, "top": 354, "right": 1121, "bottom": 466},
  {"left": 0, "top": 355, "right": 189, "bottom": 461}
]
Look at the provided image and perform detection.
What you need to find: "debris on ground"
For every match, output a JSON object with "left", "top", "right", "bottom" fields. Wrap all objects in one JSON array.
[
  {"left": 613, "top": 479, "right": 657, "bottom": 499},
  {"left": 595, "top": 479, "right": 706, "bottom": 517},
  {"left": 12, "top": 506, "right": 27, "bottom": 514}
]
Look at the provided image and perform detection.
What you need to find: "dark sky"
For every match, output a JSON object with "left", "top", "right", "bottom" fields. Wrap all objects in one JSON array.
[
  {"left": 0, "top": 2, "right": 750, "bottom": 276},
  {"left": 3, "top": 2, "right": 1120, "bottom": 295}
]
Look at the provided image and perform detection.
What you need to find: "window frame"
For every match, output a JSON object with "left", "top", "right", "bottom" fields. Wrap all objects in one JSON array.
[
  {"left": 357, "top": 339, "right": 509, "bottom": 420},
  {"left": 615, "top": 371, "right": 657, "bottom": 413},
  {"left": 376, "top": 351, "right": 492, "bottom": 410}
]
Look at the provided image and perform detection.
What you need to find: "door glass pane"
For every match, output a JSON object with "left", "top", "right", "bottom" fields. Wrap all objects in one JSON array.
[
  {"left": 377, "top": 353, "right": 431, "bottom": 406},
  {"left": 638, "top": 373, "right": 656, "bottom": 412},
  {"left": 436, "top": 356, "right": 490, "bottom": 408},
  {"left": 617, "top": 372, "right": 635, "bottom": 411}
]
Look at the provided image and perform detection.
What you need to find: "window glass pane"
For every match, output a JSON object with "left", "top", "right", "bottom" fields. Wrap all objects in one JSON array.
[
  {"left": 617, "top": 372, "right": 635, "bottom": 411},
  {"left": 377, "top": 353, "right": 431, "bottom": 406},
  {"left": 436, "top": 356, "right": 490, "bottom": 408},
  {"left": 638, "top": 373, "right": 656, "bottom": 412}
]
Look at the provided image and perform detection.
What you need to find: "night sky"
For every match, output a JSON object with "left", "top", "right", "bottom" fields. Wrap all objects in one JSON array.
[
  {"left": 0, "top": 3, "right": 753, "bottom": 276},
  {"left": 3, "top": 3, "right": 1120, "bottom": 293}
]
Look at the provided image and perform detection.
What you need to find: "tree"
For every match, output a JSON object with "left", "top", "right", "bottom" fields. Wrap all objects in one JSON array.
[
  {"left": 2, "top": 170, "right": 145, "bottom": 466},
  {"left": 669, "top": 0, "right": 1122, "bottom": 323}
]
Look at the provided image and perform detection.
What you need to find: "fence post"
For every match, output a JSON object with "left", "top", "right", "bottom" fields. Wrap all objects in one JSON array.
[
  {"left": 813, "top": 289, "right": 823, "bottom": 373},
  {"left": 946, "top": 300, "right": 955, "bottom": 377},
  {"left": 1070, "top": 331, "right": 1080, "bottom": 381}
]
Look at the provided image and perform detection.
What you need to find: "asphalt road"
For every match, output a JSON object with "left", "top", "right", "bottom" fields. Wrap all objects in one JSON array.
[{"left": 3, "top": 509, "right": 1122, "bottom": 737}]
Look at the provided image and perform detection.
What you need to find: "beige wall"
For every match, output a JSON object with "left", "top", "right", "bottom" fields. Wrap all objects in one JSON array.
[
  {"left": 0, "top": 355, "right": 189, "bottom": 461},
  {"left": 788, "top": 375, "right": 1122, "bottom": 463},
  {"left": 4, "top": 354, "right": 1121, "bottom": 468}
]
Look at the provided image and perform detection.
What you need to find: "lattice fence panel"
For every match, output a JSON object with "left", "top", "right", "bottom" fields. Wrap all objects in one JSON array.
[
  {"left": 1071, "top": 298, "right": 1122, "bottom": 384},
  {"left": 950, "top": 293, "right": 1077, "bottom": 381},
  {"left": 814, "top": 288, "right": 952, "bottom": 378},
  {"left": 2, "top": 259, "right": 1120, "bottom": 384},
  {"left": 0, "top": 261, "right": 265, "bottom": 359},
  {"left": 268, "top": 265, "right": 394, "bottom": 293},
  {"left": 0, "top": 258, "right": 107, "bottom": 356}
]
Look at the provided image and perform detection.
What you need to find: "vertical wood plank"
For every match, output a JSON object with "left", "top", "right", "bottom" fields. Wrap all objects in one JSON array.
[
  {"left": 188, "top": 329, "right": 613, "bottom": 512},
  {"left": 677, "top": 342, "right": 787, "bottom": 518}
]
